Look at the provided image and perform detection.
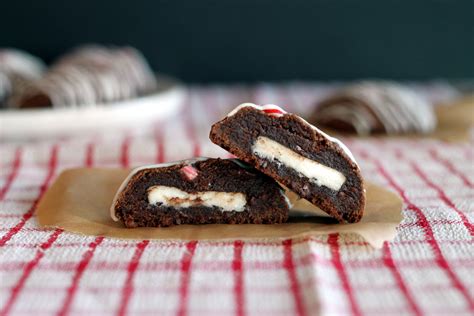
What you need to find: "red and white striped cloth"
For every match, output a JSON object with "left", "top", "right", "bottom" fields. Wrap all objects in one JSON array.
[{"left": 0, "top": 84, "right": 473, "bottom": 316}]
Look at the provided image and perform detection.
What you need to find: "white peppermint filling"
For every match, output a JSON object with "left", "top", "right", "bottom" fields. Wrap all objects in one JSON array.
[
  {"left": 252, "top": 136, "right": 346, "bottom": 191},
  {"left": 147, "top": 186, "right": 247, "bottom": 212}
]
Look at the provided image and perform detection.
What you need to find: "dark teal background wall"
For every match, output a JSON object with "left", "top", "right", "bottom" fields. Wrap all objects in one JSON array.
[{"left": 1, "top": 0, "right": 473, "bottom": 82}]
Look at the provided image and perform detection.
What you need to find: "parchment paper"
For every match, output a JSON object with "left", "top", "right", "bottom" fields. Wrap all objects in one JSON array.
[
  {"left": 431, "top": 96, "right": 474, "bottom": 142},
  {"left": 37, "top": 168, "right": 403, "bottom": 248}
]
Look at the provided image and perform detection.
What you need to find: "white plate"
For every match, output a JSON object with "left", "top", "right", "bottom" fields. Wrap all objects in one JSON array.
[{"left": 0, "top": 75, "right": 185, "bottom": 140}]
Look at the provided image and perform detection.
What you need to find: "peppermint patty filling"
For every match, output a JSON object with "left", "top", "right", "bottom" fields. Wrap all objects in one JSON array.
[
  {"left": 147, "top": 186, "right": 247, "bottom": 212},
  {"left": 252, "top": 136, "right": 346, "bottom": 191}
]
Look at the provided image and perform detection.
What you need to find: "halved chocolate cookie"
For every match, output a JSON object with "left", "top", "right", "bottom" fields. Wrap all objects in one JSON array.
[
  {"left": 111, "top": 157, "right": 290, "bottom": 227},
  {"left": 210, "top": 103, "right": 365, "bottom": 223}
]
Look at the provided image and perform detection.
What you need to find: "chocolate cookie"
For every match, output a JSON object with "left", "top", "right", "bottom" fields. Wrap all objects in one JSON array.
[
  {"left": 11, "top": 45, "right": 157, "bottom": 108},
  {"left": 0, "top": 49, "right": 45, "bottom": 108},
  {"left": 310, "top": 81, "right": 437, "bottom": 135},
  {"left": 210, "top": 103, "right": 365, "bottom": 223},
  {"left": 111, "top": 157, "right": 290, "bottom": 227}
]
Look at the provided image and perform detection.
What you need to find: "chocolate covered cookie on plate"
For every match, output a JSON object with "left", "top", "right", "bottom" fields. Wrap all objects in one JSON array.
[
  {"left": 11, "top": 45, "right": 157, "bottom": 108},
  {"left": 310, "top": 81, "right": 437, "bottom": 135}
]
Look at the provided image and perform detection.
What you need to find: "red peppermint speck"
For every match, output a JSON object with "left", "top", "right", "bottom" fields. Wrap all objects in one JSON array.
[
  {"left": 181, "top": 165, "right": 198, "bottom": 180},
  {"left": 262, "top": 106, "right": 286, "bottom": 117}
]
